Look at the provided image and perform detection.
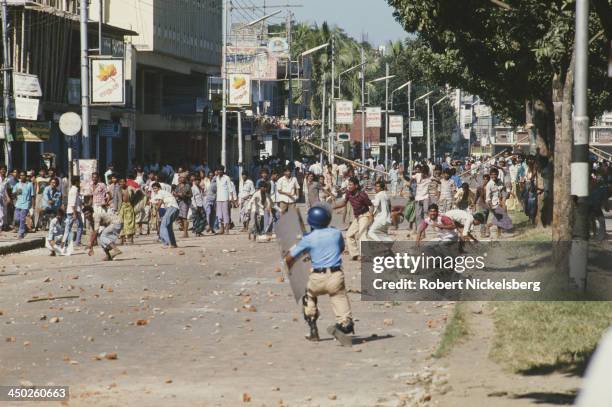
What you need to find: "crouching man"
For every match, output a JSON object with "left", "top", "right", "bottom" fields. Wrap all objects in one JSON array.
[
  {"left": 83, "top": 205, "right": 123, "bottom": 261},
  {"left": 283, "top": 204, "right": 355, "bottom": 347},
  {"left": 46, "top": 208, "right": 66, "bottom": 256}
]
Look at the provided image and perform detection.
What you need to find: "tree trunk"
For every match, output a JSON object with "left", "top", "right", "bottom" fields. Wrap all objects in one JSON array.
[
  {"left": 552, "top": 49, "right": 576, "bottom": 243},
  {"left": 532, "top": 99, "right": 554, "bottom": 227}
]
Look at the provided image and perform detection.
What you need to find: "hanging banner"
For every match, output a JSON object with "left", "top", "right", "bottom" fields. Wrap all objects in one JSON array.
[
  {"left": 13, "top": 73, "right": 42, "bottom": 97},
  {"left": 73, "top": 159, "right": 98, "bottom": 196},
  {"left": 335, "top": 100, "right": 353, "bottom": 125},
  {"left": 366, "top": 107, "right": 381, "bottom": 128},
  {"left": 267, "top": 38, "right": 289, "bottom": 59},
  {"left": 89, "top": 57, "right": 125, "bottom": 105},
  {"left": 410, "top": 120, "right": 424, "bottom": 138},
  {"left": 226, "top": 46, "right": 278, "bottom": 80},
  {"left": 14, "top": 97, "right": 40, "bottom": 120},
  {"left": 228, "top": 74, "right": 251, "bottom": 106},
  {"left": 389, "top": 115, "right": 403, "bottom": 134},
  {"left": 15, "top": 121, "right": 51, "bottom": 142},
  {"left": 387, "top": 136, "right": 397, "bottom": 145}
]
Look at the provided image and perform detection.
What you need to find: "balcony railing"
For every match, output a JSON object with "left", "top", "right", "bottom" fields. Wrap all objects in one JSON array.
[{"left": 590, "top": 126, "right": 612, "bottom": 146}]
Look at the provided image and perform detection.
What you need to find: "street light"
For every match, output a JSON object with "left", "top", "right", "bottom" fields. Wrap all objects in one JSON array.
[
  {"left": 298, "top": 42, "right": 329, "bottom": 163},
  {"left": 368, "top": 69, "right": 396, "bottom": 169},
  {"left": 432, "top": 94, "right": 449, "bottom": 161},
  {"left": 239, "top": 9, "right": 282, "bottom": 28},
  {"left": 222, "top": 5, "right": 283, "bottom": 167},
  {"left": 300, "top": 42, "right": 329, "bottom": 58},
  {"left": 392, "top": 80, "right": 411, "bottom": 168},
  {"left": 413, "top": 90, "right": 435, "bottom": 159},
  {"left": 338, "top": 61, "right": 367, "bottom": 98}
]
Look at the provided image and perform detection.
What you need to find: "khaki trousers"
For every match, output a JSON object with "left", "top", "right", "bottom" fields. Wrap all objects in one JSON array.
[
  {"left": 279, "top": 202, "right": 296, "bottom": 213},
  {"left": 304, "top": 271, "right": 352, "bottom": 324},
  {"left": 346, "top": 213, "right": 372, "bottom": 257}
]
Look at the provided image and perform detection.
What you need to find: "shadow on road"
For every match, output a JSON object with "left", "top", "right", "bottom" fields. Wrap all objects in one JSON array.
[
  {"left": 510, "top": 390, "right": 577, "bottom": 405},
  {"left": 517, "top": 349, "right": 593, "bottom": 377},
  {"left": 353, "top": 334, "right": 394, "bottom": 345}
]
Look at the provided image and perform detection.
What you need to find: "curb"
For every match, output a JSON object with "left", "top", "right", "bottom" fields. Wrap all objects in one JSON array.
[{"left": 0, "top": 237, "right": 45, "bottom": 256}]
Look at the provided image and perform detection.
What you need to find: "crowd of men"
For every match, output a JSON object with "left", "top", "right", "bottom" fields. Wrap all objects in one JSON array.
[{"left": 0, "top": 150, "right": 609, "bottom": 260}]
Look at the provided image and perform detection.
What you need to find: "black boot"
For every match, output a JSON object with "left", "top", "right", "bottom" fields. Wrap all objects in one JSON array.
[
  {"left": 327, "top": 320, "right": 354, "bottom": 347},
  {"left": 305, "top": 318, "right": 319, "bottom": 342}
]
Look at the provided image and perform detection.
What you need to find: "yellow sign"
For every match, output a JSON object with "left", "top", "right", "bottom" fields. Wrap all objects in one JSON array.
[{"left": 15, "top": 121, "right": 51, "bottom": 142}]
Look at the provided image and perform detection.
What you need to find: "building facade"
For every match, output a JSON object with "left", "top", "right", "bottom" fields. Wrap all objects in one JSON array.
[
  {"left": 1, "top": 0, "right": 135, "bottom": 173},
  {"left": 104, "top": 0, "right": 222, "bottom": 168}
]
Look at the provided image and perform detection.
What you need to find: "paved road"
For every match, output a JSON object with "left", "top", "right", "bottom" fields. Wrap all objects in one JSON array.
[{"left": 0, "top": 208, "right": 449, "bottom": 407}]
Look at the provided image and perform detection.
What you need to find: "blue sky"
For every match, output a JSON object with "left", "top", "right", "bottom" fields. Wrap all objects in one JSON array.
[{"left": 252, "top": 0, "right": 408, "bottom": 46}]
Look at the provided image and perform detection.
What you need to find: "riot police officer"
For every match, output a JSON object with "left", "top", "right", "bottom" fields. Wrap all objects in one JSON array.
[{"left": 284, "top": 204, "right": 354, "bottom": 346}]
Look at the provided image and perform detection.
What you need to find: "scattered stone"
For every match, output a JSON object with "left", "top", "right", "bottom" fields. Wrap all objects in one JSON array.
[
  {"left": 105, "top": 352, "right": 118, "bottom": 360},
  {"left": 383, "top": 318, "right": 394, "bottom": 326},
  {"left": 49, "top": 317, "right": 60, "bottom": 324},
  {"left": 6, "top": 336, "right": 15, "bottom": 343},
  {"left": 242, "top": 392, "right": 251, "bottom": 402},
  {"left": 136, "top": 319, "right": 149, "bottom": 326},
  {"left": 23, "top": 341, "right": 31, "bottom": 347},
  {"left": 43, "top": 277, "right": 51, "bottom": 283},
  {"left": 328, "top": 393, "right": 337, "bottom": 400}
]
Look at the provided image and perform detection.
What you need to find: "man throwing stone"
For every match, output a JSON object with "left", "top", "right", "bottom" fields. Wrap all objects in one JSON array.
[{"left": 83, "top": 205, "right": 123, "bottom": 261}]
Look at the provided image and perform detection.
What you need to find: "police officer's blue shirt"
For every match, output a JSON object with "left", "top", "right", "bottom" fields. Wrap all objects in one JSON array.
[{"left": 290, "top": 227, "right": 344, "bottom": 269}]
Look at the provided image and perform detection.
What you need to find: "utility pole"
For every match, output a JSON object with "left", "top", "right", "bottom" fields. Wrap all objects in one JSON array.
[
  {"left": 384, "top": 63, "right": 389, "bottom": 169},
  {"left": 426, "top": 96, "right": 431, "bottom": 159},
  {"left": 221, "top": 0, "right": 228, "bottom": 167},
  {"left": 569, "top": 0, "right": 590, "bottom": 289},
  {"left": 360, "top": 46, "right": 365, "bottom": 164},
  {"left": 80, "top": 0, "right": 90, "bottom": 158},
  {"left": 329, "top": 35, "right": 335, "bottom": 164},
  {"left": 321, "top": 76, "right": 326, "bottom": 164},
  {"left": 237, "top": 110, "right": 242, "bottom": 179},
  {"left": 407, "top": 83, "right": 411, "bottom": 176},
  {"left": 432, "top": 103, "right": 436, "bottom": 160},
  {"left": 1, "top": 0, "right": 11, "bottom": 169},
  {"left": 286, "top": 12, "right": 293, "bottom": 166}
]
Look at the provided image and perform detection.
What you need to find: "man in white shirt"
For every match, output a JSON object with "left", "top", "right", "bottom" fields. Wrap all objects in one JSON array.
[
  {"left": 388, "top": 163, "right": 399, "bottom": 196},
  {"left": 443, "top": 208, "right": 484, "bottom": 251},
  {"left": 151, "top": 182, "right": 179, "bottom": 248},
  {"left": 265, "top": 171, "right": 281, "bottom": 236},
  {"left": 276, "top": 167, "right": 300, "bottom": 213},
  {"left": 62, "top": 176, "right": 83, "bottom": 247},
  {"left": 367, "top": 180, "right": 392, "bottom": 241},
  {"left": 412, "top": 165, "right": 432, "bottom": 224},
  {"left": 308, "top": 162, "right": 322, "bottom": 176},
  {"left": 214, "top": 165, "right": 234, "bottom": 235}
]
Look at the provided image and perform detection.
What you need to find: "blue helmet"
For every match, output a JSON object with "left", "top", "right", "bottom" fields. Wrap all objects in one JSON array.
[{"left": 307, "top": 205, "right": 332, "bottom": 229}]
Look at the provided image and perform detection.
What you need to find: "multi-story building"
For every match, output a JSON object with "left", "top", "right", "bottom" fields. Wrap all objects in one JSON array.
[
  {"left": 104, "top": 0, "right": 222, "bottom": 167},
  {"left": 1, "top": 0, "right": 135, "bottom": 171}
]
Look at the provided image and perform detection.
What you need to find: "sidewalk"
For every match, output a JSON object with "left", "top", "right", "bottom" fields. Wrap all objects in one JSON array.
[{"left": 0, "top": 231, "right": 46, "bottom": 256}]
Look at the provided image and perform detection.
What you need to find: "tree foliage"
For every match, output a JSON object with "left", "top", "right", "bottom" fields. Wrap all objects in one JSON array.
[{"left": 386, "top": 0, "right": 611, "bottom": 129}]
